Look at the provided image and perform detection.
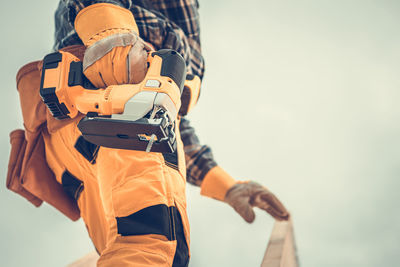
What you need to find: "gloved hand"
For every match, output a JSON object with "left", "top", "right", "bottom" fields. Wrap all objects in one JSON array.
[
  {"left": 201, "top": 166, "right": 289, "bottom": 223},
  {"left": 74, "top": 3, "right": 150, "bottom": 87},
  {"left": 224, "top": 181, "right": 289, "bottom": 223}
]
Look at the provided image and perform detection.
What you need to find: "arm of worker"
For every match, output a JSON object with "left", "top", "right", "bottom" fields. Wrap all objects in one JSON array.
[
  {"left": 149, "top": 0, "right": 289, "bottom": 222},
  {"left": 180, "top": 118, "right": 290, "bottom": 222},
  {"left": 54, "top": 0, "right": 289, "bottom": 223}
]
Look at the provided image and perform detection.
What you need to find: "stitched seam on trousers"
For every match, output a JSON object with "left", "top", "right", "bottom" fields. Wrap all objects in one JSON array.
[
  {"left": 109, "top": 155, "right": 169, "bottom": 218},
  {"left": 111, "top": 175, "right": 159, "bottom": 192},
  {"left": 56, "top": 122, "right": 95, "bottom": 177},
  {"left": 109, "top": 153, "right": 164, "bottom": 190},
  {"left": 110, "top": 170, "right": 163, "bottom": 191},
  {"left": 98, "top": 243, "right": 170, "bottom": 264},
  {"left": 112, "top": 196, "right": 169, "bottom": 219}
]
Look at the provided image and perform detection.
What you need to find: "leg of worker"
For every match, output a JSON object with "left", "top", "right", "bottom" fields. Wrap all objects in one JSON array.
[
  {"left": 95, "top": 135, "right": 190, "bottom": 266},
  {"left": 42, "top": 122, "right": 109, "bottom": 253},
  {"left": 43, "top": 120, "right": 190, "bottom": 266}
]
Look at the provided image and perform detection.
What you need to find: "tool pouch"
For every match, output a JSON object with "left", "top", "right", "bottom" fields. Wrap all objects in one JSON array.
[
  {"left": 7, "top": 129, "right": 42, "bottom": 207},
  {"left": 6, "top": 129, "right": 80, "bottom": 220},
  {"left": 5, "top": 45, "right": 87, "bottom": 221}
]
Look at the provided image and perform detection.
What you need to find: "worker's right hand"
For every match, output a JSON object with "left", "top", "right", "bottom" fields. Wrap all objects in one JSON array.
[
  {"left": 200, "top": 166, "right": 289, "bottom": 223},
  {"left": 224, "top": 181, "right": 289, "bottom": 223},
  {"left": 74, "top": 3, "right": 151, "bottom": 88}
]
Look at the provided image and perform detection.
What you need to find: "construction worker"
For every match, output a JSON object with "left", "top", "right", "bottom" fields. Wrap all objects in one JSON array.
[{"left": 8, "top": 1, "right": 289, "bottom": 266}]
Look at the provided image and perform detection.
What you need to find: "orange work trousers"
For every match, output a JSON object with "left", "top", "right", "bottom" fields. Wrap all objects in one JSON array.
[{"left": 42, "top": 119, "right": 190, "bottom": 267}]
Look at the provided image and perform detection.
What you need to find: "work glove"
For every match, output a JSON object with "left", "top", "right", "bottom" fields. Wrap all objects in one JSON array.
[
  {"left": 201, "top": 166, "right": 289, "bottom": 223},
  {"left": 74, "top": 3, "right": 150, "bottom": 87}
]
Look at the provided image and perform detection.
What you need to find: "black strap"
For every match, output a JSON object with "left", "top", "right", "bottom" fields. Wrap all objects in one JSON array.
[
  {"left": 61, "top": 170, "right": 84, "bottom": 201},
  {"left": 116, "top": 204, "right": 173, "bottom": 240},
  {"left": 171, "top": 207, "right": 190, "bottom": 267},
  {"left": 163, "top": 151, "right": 179, "bottom": 171},
  {"left": 74, "top": 135, "right": 99, "bottom": 164},
  {"left": 116, "top": 204, "right": 189, "bottom": 266}
]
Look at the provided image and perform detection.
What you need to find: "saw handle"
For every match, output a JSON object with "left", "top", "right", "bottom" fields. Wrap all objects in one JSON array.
[
  {"left": 151, "top": 50, "right": 186, "bottom": 94},
  {"left": 179, "top": 74, "right": 201, "bottom": 116},
  {"left": 68, "top": 61, "right": 96, "bottom": 90}
]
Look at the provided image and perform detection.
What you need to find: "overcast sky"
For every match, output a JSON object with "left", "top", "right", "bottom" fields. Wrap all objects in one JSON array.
[{"left": 1, "top": 1, "right": 400, "bottom": 266}]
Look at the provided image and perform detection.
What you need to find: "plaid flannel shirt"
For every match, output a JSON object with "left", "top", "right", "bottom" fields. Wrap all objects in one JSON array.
[{"left": 54, "top": 0, "right": 217, "bottom": 186}]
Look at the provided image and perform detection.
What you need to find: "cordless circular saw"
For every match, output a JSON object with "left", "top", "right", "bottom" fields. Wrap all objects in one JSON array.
[{"left": 39, "top": 49, "right": 200, "bottom": 153}]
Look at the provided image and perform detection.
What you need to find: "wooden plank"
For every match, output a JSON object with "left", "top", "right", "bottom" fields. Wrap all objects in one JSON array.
[{"left": 261, "top": 219, "right": 299, "bottom": 267}]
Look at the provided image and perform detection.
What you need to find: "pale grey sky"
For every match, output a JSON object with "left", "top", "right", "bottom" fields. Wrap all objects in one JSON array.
[{"left": 1, "top": 1, "right": 400, "bottom": 266}]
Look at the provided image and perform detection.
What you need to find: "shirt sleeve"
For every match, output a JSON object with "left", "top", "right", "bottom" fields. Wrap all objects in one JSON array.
[
  {"left": 148, "top": 0, "right": 203, "bottom": 77},
  {"left": 180, "top": 117, "right": 217, "bottom": 186}
]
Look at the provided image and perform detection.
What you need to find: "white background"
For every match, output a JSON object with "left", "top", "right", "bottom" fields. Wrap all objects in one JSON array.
[{"left": 1, "top": 1, "right": 399, "bottom": 266}]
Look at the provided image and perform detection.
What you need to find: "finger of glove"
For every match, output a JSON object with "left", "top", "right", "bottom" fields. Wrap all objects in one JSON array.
[
  {"left": 266, "top": 206, "right": 289, "bottom": 221},
  {"left": 112, "top": 46, "right": 131, "bottom": 84},
  {"left": 233, "top": 200, "right": 256, "bottom": 223},
  {"left": 257, "top": 192, "right": 290, "bottom": 220},
  {"left": 84, "top": 54, "right": 118, "bottom": 87},
  {"left": 127, "top": 41, "right": 148, "bottom": 84},
  {"left": 246, "top": 182, "right": 289, "bottom": 220},
  {"left": 83, "top": 62, "right": 107, "bottom": 88},
  {"left": 99, "top": 49, "right": 121, "bottom": 86},
  {"left": 84, "top": 46, "right": 131, "bottom": 86}
]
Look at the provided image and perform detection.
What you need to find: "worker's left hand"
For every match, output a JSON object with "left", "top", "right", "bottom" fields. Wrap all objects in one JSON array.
[{"left": 224, "top": 181, "right": 290, "bottom": 223}]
